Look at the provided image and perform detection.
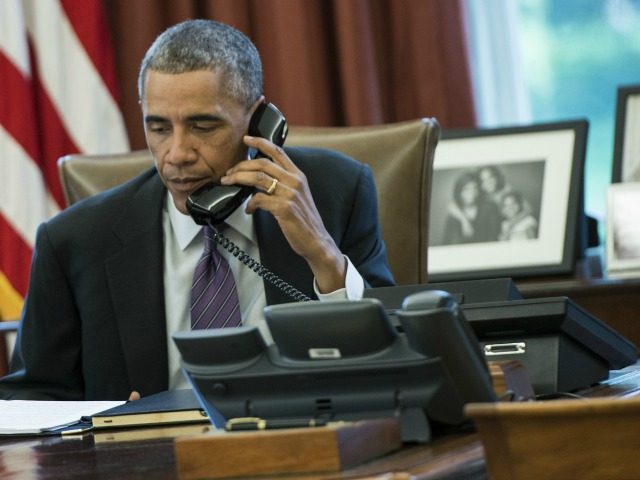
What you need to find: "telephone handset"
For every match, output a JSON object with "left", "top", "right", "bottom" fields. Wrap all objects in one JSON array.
[
  {"left": 186, "top": 102, "right": 288, "bottom": 225},
  {"left": 186, "top": 102, "right": 310, "bottom": 302}
]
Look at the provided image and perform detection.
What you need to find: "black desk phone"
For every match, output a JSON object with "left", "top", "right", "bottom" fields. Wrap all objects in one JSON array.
[
  {"left": 186, "top": 102, "right": 310, "bottom": 302},
  {"left": 187, "top": 102, "right": 288, "bottom": 225}
]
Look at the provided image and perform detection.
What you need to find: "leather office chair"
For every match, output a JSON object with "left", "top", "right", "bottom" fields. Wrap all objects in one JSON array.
[
  {"left": 0, "top": 321, "right": 19, "bottom": 377},
  {"left": 287, "top": 118, "right": 439, "bottom": 285},
  {"left": 4, "top": 120, "right": 438, "bottom": 376},
  {"left": 58, "top": 149, "right": 155, "bottom": 206},
  {"left": 57, "top": 117, "right": 439, "bottom": 284}
]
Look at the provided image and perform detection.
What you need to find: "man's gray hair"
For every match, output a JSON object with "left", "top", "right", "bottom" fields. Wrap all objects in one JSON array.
[{"left": 138, "top": 19, "right": 263, "bottom": 109}]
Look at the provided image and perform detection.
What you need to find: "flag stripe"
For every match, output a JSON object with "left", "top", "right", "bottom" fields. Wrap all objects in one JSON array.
[
  {"left": 0, "top": 271, "right": 24, "bottom": 320},
  {"left": 0, "top": 0, "right": 30, "bottom": 76},
  {"left": 0, "top": 41, "right": 81, "bottom": 209},
  {"left": 0, "top": 0, "right": 129, "bottom": 321},
  {"left": 22, "top": 0, "right": 129, "bottom": 155},
  {"left": 0, "top": 19, "right": 79, "bottom": 210},
  {"left": 0, "top": 125, "right": 60, "bottom": 246},
  {"left": 0, "top": 49, "right": 40, "bottom": 163},
  {"left": 0, "top": 215, "right": 32, "bottom": 297},
  {"left": 28, "top": 40, "right": 82, "bottom": 207},
  {"left": 60, "top": 0, "right": 121, "bottom": 102}
]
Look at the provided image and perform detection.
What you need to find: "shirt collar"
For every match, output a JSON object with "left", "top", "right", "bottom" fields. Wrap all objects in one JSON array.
[{"left": 166, "top": 193, "right": 255, "bottom": 250}]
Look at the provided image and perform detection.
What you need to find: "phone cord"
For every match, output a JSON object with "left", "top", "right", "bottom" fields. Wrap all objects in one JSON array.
[{"left": 210, "top": 228, "right": 312, "bottom": 302}]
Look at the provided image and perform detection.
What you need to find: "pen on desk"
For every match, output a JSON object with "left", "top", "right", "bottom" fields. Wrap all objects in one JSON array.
[
  {"left": 61, "top": 425, "right": 93, "bottom": 436},
  {"left": 225, "top": 417, "right": 328, "bottom": 431}
]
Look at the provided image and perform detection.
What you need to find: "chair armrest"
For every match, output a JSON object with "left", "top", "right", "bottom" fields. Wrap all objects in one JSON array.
[
  {"left": 0, "top": 321, "right": 19, "bottom": 333},
  {"left": 0, "top": 320, "right": 18, "bottom": 377}
]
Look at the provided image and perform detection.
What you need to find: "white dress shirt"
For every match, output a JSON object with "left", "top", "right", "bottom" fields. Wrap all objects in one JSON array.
[{"left": 162, "top": 195, "right": 364, "bottom": 389}]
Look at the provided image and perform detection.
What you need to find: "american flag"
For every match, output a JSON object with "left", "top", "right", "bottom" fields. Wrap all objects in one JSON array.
[{"left": 0, "top": 0, "right": 129, "bottom": 320}]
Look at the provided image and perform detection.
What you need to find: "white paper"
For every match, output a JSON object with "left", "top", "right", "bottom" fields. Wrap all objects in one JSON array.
[{"left": 0, "top": 400, "right": 125, "bottom": 434}]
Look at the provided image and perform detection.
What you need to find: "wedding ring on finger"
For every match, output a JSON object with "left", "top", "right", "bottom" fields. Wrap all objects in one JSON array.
[{"left": 266, "top": 177, "right": 279, "bottom": 195}]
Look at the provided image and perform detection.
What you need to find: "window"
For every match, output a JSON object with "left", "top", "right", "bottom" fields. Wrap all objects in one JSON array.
[{"left": 465, "top": 0, "right": 640, "bottom": 237}]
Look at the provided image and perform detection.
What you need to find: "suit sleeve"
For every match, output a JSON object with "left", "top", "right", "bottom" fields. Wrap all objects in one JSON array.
[
  {"left": 339, "top": 163, "right": 395, "bottom": 288},
  {"left": 0, "top": 222, "right": 84, "bottom": 400}
]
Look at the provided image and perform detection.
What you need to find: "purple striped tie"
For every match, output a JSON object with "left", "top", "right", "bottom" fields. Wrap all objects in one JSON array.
[{"left": 190, "top": 225, "right": 242, "bottom": 329}]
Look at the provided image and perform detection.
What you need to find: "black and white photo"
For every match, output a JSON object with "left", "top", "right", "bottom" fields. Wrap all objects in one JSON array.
[
  {"left": 428, "top": 121, "right": 587, "bottom": 281},
  {"left": 431, "top": 162, "right": 544, "bottom": 247},
  {"left": 606, "top": 182, "right": 640, "bottom": 278},
  {"left": 612, "top": 85, "right": 640, "bottom": 183}
]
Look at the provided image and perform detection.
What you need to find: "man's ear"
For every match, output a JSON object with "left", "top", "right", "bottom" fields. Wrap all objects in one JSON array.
[{"left": 248, "top": 95, "right": 266, "bottom": 118}]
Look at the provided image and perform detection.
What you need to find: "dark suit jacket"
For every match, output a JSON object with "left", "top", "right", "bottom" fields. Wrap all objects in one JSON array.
[{"left": 0, "top": 147, "right": 394, "bottom": 400}]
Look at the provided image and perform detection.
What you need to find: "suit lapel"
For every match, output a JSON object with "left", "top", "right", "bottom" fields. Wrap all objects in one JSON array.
[{"left": 104, "top": 172, "right": 169, "bottom": 395}]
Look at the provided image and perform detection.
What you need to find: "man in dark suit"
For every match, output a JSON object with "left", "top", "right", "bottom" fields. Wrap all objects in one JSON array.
[{"left": 0, "top": 19, "right": 393, "bottom": 400}]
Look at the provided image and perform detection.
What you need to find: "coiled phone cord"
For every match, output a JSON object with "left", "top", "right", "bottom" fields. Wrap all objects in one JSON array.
[{"left": 209, "top": 224, "right": 313, "bottom": 303}]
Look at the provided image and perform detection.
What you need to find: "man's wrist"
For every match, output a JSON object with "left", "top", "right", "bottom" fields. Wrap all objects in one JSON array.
[{"left": 314, "top": 256, "right": 364, "bottom": 300}]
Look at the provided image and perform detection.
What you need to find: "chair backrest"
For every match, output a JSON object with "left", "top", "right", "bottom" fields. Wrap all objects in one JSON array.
[
  {"left": 58, "top": 149, "right": 154, "bottom": 206},
  {"left": 57, "top": 117, "right": 439, "bottom": 284},
  {"left": 287, "top": 118, "right": 439, "bottom": 285}
]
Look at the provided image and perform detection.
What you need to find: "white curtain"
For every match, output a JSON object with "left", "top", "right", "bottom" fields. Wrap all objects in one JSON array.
[{"left": 463, "top": 0, "right": 532, "bottom": 127}]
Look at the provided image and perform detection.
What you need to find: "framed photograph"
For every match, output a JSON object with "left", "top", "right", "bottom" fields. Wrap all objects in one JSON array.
[
  {"left": 606, "top": 182, "right": 640, "bottom": 278},
  {"left": 612, "top": 85, "right": 640, "bottom": 183},
  {"left": 428, "top": 120, "right": 588, "bottom": 282}
]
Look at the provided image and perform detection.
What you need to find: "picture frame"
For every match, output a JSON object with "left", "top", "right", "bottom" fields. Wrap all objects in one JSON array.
[
  {"left": 606, "top": 182, "right": 640, "bottom": 278},
  {"left": 612, "top": 85, "right": 640, "bottom": 183},
  {"left": 428, "top": 120, "right": 588, "bottom": 282}
]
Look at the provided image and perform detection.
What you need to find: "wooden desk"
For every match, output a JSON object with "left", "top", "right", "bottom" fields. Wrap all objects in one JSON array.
[
  {"left": 0, "top": 425, "right": 486, "bottom": 479},
  {"left": 2, "top": 365, "right": 640, "bottom": 480},
  {"left": 2, "top": 265, "right": 639, "bottom": 479}
]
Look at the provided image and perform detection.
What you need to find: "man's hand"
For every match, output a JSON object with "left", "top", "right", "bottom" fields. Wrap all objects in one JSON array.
[
  {"left": 220, "top": 135, "right": 346, "bottom": 293},
  {"left": 128, "top": 391, "right": 141, "bottom": 401}
]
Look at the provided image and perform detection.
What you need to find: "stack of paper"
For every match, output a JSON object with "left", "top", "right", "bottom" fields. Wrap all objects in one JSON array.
[{"left": 0, "top": 400, "right": 125, "bottom": 435}]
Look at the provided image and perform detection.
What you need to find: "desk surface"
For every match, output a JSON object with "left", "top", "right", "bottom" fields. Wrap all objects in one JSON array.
[
  {"left": 2, "top": 365, "right": 640, "bottom": 480},
  {"left": 0, "top": 427, "right": 485, "bottom": 480}
]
